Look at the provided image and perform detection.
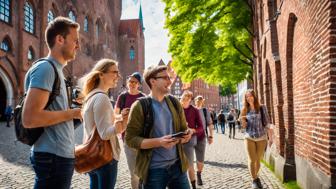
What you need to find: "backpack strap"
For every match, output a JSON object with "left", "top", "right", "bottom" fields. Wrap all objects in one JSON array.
[
  {"left": 139, "top": 97, "right": 153, "bottom": 138},
  {"left": 202, "top": 108, "right": 209, "bottom": 136},
  {"left": 118, "top": 92, "right": 128, "bottom": 113},
  {"left": 30, "top": 58, "right": 61, "bottom": 109},
  {"left": 167, "top": 95, "right": 179, "bottom": 113}
]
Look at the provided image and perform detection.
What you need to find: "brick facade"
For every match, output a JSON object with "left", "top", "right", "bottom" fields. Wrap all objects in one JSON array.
[
  {"left": 0, "top": 0, "right": 145, "bottom": 115},
  {"left": 253, "top": 0, "right": 336, "bottom": 188},
  {"left": 164, "top": 60, "right": 221, "bottom": 111}
]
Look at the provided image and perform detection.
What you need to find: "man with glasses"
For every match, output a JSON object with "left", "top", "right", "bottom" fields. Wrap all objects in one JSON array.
[
  {"left": 114, "top": 72, "right": 145, "bottom": 189},
  {"left": 126, "top": 65, "right": 192, "bottom": 189}
]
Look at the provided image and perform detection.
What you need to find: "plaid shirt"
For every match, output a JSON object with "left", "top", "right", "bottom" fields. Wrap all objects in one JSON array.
[{"left": 246, "top": 106, "right": 269, "bottom": 139}]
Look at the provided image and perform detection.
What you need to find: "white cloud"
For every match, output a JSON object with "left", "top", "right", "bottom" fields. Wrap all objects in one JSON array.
[{"left": 121, "top": 0, "right": 172, "bottom": 68}]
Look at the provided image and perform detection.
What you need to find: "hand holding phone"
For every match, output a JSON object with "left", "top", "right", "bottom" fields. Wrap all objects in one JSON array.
[{"left": 171, "top": 131, "right": 188, "bottom": 138}]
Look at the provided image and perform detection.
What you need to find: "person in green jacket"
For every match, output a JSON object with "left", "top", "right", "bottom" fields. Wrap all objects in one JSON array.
[{"left": 125, "top": 65, "right": 193, "bottom": 189}]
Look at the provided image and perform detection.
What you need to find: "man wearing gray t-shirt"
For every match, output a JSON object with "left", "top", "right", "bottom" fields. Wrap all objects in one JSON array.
[{"left": 22, "top": 17, "right": 82, "bottom": 189}]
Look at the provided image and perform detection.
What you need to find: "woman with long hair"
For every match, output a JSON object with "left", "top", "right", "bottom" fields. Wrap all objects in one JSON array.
[
  {"left": 240, "top": 89, "right": 273, "bottom": 189},
  {"left": 81, "top": 59, "right": 128, "bottom": 189}
]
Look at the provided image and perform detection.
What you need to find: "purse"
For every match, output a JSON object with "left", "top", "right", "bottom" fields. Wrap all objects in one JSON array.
[{"left": 74, "top": 92, "right": 113, "bottom": 174}]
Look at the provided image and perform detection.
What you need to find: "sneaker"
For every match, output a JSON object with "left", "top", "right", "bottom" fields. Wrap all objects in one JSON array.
[
  {"left": 197, "top": 172, "right": 203, "bottom": 186},
  {"left": 255, "top": 178, "right": 263, "bottom": 188},
  {"left": 252, "top": 179, "right": 259, "bottom": 189}
]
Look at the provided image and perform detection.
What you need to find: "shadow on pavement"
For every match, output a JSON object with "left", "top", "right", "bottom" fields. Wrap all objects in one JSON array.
[
  {"left": 204, "top": 160, "right": 248, "bottom": 169},
  {"left": 0, "top": 122, "right": 83, "bottom": 167}
]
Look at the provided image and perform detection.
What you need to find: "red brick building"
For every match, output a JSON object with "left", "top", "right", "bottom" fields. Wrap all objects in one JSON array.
[
  {"left": 0, "top": 0, "right": 145, "bottom": 115},
  {"left": 252, "top": 0, "right": 336, "bottom": 188},
  {"left": 163, "top": 60, "right": 221, "bottom": 111}
]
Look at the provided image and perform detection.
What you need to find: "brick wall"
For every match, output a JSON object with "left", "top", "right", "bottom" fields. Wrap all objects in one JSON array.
[
  {"left": 0, "top": 0, "right": 145, "bottom": 107},
  {"left": 253, "top": 0, "right": 336, "bottom": 186}
]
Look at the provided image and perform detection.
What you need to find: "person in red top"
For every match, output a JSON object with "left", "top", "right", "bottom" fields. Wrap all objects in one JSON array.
[
  {"left": 114, "top": 72, "right": 145, "bottom": 189},
  {"left": 180, "top": 90, "right": 205, "bottom": 189}
]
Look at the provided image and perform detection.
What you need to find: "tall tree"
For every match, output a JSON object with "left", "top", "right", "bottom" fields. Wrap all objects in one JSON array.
[{"left": 163, "top": 0, "right": 253, "bottom": 89}]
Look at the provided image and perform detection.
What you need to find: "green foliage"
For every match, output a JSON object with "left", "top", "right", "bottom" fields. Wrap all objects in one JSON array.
[
  {"left": 284, "top": 181, "right": 301, "bottom": 189},
  {"left": 163, "top": 0, "right": 253, "bottom": 89}
]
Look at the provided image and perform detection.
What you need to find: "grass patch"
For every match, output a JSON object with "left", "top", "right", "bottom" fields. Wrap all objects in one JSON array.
[
  {"left": 261, "top": 160, "right": 301, "bottom": 189},
  {"left": 283, "top": 181, "right": 301, "bottom": 189},
  {"left": 261, "top": 159, "right": 274, "bottom": 172}
]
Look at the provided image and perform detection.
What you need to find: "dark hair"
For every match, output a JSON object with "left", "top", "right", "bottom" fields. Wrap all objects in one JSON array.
[
  {"left": 45, "top": 16, "right": 80, "bottom": 49},
  {"left": 143, "top": 65, "right": 167, "bottom": 89}
]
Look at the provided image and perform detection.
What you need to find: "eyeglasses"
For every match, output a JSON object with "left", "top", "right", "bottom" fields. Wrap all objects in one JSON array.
[
  {"left": 128, "top": 80, "right": 139, "bottom": 84},
  {"left": 154, "top": 76, "right": 171, "bottom": 81},
  {"left": 106, "top": 70, "right": 119, "bottom": 74}
]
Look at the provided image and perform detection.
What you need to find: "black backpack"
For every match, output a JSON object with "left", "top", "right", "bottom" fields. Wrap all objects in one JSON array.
[
  {"left": 118, "top": 91, "right": 145, "bottom": 113},
  {"left": 14, "top": 59, "right": 60, "bottom": 146},
  {"left": 139, "top": 95, "right": 179, "bottom": 138},
  {"left": 202, "top": 108, "right": 209, "bottom": 137}
]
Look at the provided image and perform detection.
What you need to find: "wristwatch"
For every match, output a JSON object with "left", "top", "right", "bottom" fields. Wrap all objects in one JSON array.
[{"left": 208, "top": 136, "right": 213, "bottom": 139}]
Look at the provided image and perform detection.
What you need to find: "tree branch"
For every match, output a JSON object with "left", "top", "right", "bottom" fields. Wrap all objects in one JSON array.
[{"left": 233, "top": 42, "right": 253, "bottom": 62}]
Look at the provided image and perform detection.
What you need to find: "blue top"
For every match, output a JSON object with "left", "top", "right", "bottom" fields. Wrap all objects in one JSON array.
[
  {"left": 24, "top": 57, "right": 75, "bottom": 158},
  {"left": 245, "top": 105, "right": 269, "bottom": 139},
  {"left": 149, "top": 98, "right": 178, "bottom": 168}
]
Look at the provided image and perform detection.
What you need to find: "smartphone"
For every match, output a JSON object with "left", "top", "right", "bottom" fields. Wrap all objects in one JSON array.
[{"left": 171, "top": 132, "right": 188, "bottom": 138}]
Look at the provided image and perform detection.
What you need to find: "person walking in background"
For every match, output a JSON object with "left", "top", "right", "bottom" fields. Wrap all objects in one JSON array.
[
  {"left": 126, "top": 65, "right": 192, "bottom": 189},
  {"left": 240, "top": 89, "right": 273, "bottom": 189},
  {"left": 81, "top": 59, "right": 128, "bottom": 189},
  {"left": 210, "top": 110, "right": 218, "bottom": 133},
  {"left": 180, "top": 91, "right": 205, "bottom": 189},
  {"left": 4, "top": 105, "right": 12, "bottom": 127},
  {"left": 194, "top": 95, "right": 214, "bottom": 186},
  {"left": 114, "top": 72, "right": 145, "bottom": 189},
  {"left": 217, "top": 110, "right": 226, "bottom": 134},
  {"left": 227, "top": 109, "right": 236, "bottom": 139},
  {"left": 22, "top": 17, "right": 82, "bottom": 189}
]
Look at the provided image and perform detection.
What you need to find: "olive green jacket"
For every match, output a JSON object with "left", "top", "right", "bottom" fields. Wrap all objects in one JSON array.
[{"left": 125, "top": 95, "right": 189, "bottom": 183}]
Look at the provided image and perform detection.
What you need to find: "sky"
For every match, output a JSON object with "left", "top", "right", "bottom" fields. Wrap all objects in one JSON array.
[{"left": 121, "top": 0, "right": 171, "bottom": 68}]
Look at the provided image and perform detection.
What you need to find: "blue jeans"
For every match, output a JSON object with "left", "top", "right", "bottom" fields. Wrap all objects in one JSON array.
[
  {"left": 144, "top": 161, "right": 190, "bottom": 189},
  {"left": 88, "top": 159, "right": 118, "bottom": 189},
  {"left": 220, "top": 122, "right": 225, "bottom": 134},
  {"left": 30, "top": 152, "right": 74, "bottom": 189}
]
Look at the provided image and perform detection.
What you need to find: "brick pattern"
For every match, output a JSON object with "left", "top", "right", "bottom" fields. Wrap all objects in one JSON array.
[
  {"left": 253, "top": 0, "right": 336, "bottom": 178},
  {"left": 0, "top": 0, "right": 145, "bottom": 105}
]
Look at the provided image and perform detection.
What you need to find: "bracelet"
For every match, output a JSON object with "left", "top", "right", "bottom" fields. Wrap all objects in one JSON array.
[{"left": 208, "top": 136, "right": 213, "bottom": 139}]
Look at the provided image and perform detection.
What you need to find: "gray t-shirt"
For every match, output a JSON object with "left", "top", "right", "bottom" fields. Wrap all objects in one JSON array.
[
  {"left": 24, "top": 57, "right": 75, "bottom": 158},
  {"left": 150, "top": 98, "right": 178, "bottom": 168}
]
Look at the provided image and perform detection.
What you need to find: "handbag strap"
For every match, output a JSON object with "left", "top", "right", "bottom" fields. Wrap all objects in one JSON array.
[{"left": 84, "top": 91, "right": 108, "bottom": 137}]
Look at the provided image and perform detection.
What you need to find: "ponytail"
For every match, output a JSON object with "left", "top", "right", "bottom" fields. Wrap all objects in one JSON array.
[{"left": 82, "top": 71, "right": 102, "bottom": 98}]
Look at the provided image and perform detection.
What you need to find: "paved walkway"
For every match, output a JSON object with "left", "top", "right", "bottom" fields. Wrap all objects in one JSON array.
[{"left": 0, "top": 122, "right": 284, "bottom": 189}]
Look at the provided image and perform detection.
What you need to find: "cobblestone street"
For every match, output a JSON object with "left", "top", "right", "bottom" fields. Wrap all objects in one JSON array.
[{"left": 0, "top": 122, "right": 284, "bottom": 189}]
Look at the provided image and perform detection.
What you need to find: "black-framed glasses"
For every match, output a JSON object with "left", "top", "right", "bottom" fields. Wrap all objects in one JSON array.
[{"left": 154, "top": 76, "right": 171, "bottom": 81}]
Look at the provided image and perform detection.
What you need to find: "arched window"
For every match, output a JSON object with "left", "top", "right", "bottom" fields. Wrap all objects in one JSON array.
[
  {"left": 95, "top": 22, "right": 99, "bottom": 38},
  {"left": 68, "top": 10, "right": 76, "bottom": 22},
  {"left": 84, "top": 16, "right": 88, "bottom": 32},
  {"left": 0, "top": 38, "right": 10, "bottom": 52},
  {"left": 0, "top": 0, "right": 11, "bottom": 23},
  {"left": 28, "top": 47, "right": 34, "bottom": 61},
  {"left": 129, "top": 46, "right": 135, "bottom": 61},
  {"left": 24, "top": 1, "right": 34, "bottom": 33},
  {"left": 47, "top": 10, "right": 54, "bottom": 23}
]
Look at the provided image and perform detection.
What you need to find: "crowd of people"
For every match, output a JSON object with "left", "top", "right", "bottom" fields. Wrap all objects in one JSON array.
[{"left": 18, "top": 16, "right": 273, "bottom": 189}]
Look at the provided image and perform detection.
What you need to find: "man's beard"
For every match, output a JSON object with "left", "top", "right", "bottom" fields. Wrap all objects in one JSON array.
[{"left": 61, "top": 47, "right": 75, "bottom": 61}]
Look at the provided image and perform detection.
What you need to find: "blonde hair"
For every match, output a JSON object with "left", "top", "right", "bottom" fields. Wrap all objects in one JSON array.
[
  {"left": 241, "top": 89, "right": 261, "bottom": 118},
  {"left": 82, "top": 59, "right": 118, "bottom": 97},
  {"left": 180, "top": 90, "right": 193, "bottom": 103}
]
